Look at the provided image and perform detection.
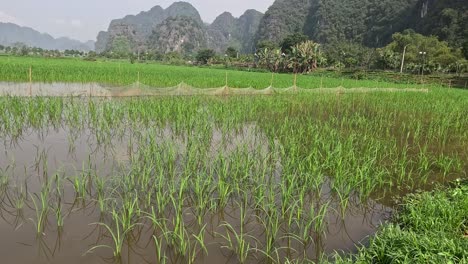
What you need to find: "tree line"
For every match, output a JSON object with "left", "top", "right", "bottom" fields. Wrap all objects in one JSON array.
[
  {"left": 0, "top": 43, "right": 88, "bottom": 58},
  {"left": 2, "top": 30, "right": 467, "bottom": 76}
]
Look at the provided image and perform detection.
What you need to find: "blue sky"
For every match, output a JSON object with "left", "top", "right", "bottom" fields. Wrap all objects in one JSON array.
[{"left": 0, "top": 0, "right": 274, "bottom": 42}]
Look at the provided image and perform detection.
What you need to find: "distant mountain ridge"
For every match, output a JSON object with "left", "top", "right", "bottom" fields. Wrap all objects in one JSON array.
[
  {"left": 95, "top": 2, "right": 263, "bottom": 54},
  {"left": 0, "top": 22, "right": 94, "bottom": 51},
  {"left": 3, "top": 0, "right": 463, "bottom": 55}
]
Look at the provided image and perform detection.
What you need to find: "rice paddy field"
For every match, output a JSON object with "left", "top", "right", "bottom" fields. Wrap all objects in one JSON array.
[
  {"left": 0, "top": 56, "right": 432, "bottom": 89},
  {"left": 0, "top": 55, "right": 467, "bottom": 263}
]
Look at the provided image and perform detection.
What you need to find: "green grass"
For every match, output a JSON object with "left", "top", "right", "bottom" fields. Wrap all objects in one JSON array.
[
  {"left": 334, "top": 180, "right": 468, "bottom": 264},
  {"left": 0, "top": 56, "right": 433, "bottom": 89}
]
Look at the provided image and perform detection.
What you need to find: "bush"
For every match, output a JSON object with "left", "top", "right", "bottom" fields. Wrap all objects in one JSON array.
[{"left": 196, "top": 49, "right": 216, "bottom": 65}]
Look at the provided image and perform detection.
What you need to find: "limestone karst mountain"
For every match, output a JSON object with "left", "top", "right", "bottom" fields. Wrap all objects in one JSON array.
[
  {"left": 96, "top": 2, "right": 263, "bottom": 54},
  {"left": 256, "top": 0, "right": 467, "bottom": 48}
]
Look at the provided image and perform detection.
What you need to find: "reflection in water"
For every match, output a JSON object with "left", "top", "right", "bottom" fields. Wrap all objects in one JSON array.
[
  {"left": 0, "top": 82, "right": 113, "bottom": 97},
  {"left": 0, "top": 125, "right": 391, "bottom": 264}
]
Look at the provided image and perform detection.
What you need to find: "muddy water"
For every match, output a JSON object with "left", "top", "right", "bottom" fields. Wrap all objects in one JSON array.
[
  {"left": 0, "top": 126, "right": 391, "bottom": 264},
  {"left": 0, "top": 82, "right": 113, "bottom": 97}
]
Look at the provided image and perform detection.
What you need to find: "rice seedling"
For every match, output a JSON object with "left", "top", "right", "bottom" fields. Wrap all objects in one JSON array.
[
  {"left": 92, "top": 176, "right": 109, "bottom": 213},
  {"left": 0, "top": 173, "right": 9, "bottom": 197},
  {"left": 152, "top": 234, "right": 167, "bottom": 264},
  {"left": 70, "top": 172, "right": 88, "bottom": 201},
  {"left": 87, "top": 207, "right": 139, "bottom": 258},
  {"left": 218, "top": 199, "right": 258, "bottom": 264},
  {"left": 191, "top": 172, "right": 215, "bottom": 226},
  {"left": 13, "top": 185, "right": 27, "bottom": 212},
  {"left": 54, "top": 197, "right": 64, "bottom": 229},
  {"left": 257, "top": 203, "right": 285, "bottom": 260},
  {"left": 29, "top": 183, "right": 51, "bottom": 235},
  {"left": 118, "top": 193, "right": 141, "bottom": 235}
]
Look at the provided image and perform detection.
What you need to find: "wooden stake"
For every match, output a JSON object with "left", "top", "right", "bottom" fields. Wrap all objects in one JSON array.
[
  {"left": 293, "top": 73, "right": 297, "bottom": 88},
  {"left": 117, "top": 63, "right": 122, "bottom": 87},
  {"left": 225, "top": 72, "right": 228, "bottom": 87},
  {"left": 29, "top": 66, "right": 32, "bottom": 97},
  {"left": 137, "top": 71, "right": 140, "bottom": 89},
  {"left": 320, "top": 75, "right": 323, "bottom": 89}
]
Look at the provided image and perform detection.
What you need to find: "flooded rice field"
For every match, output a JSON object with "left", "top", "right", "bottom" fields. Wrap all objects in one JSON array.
[
  {"left": 0, "top": 92, "right": 466, "bottom": 263},
  {"left": 0, "top": 126, "right": 390, "bottom": 263}
]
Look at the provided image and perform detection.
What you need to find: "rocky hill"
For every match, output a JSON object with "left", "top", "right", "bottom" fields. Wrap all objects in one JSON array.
[
  {"left": 208, "top": 10, "right": 263, "bottom": 53},
  {"left": 95, "top": 2, "right": 263, "bottom": 54},
  {"left": 96, "top": 2, "right": 202, "bottom": 53},
  {"left": 149, "top": 16, "right": 207, "bottom": 54},
  {"left": 407, "top": 0, "right": 467, "bottom": 47},
  {"left": 0, "top": 22, "right": 94, "bottom": 51},
  {"left": 255, "top": 0, "right": 312, "bottom": 46},
  {"left": 256, "top": 0, "right": 467, "bottom": 48}
]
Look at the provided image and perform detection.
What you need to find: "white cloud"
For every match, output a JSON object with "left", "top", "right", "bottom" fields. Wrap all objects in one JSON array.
[
  {"left": 71, "top": 19, "right": 82, "bottom": 28},
  {"left": 0, "top": 10, "right": 22, "bottom": 25}
]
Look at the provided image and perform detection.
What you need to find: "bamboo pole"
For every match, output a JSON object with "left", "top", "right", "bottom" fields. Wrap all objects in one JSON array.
[
  {"left": 29, "top": 66, "right": 32, "bottom": 97},
  {"left": 225, "top": 72, "right": 229, "bottom": 95},
  {"left": 400, "top": 45, "right": 408, "bottom": 74},
  {"left": 118, "top": 63, "right": 122, "bottom": 87},
  {"left": 138, "top": 71, "right": 140, "bottom": 89}
]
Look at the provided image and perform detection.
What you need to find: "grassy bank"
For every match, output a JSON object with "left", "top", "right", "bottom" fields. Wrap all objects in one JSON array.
[
  {"left": 334, "top": 180, "right": 468, "bottom": 264},
  {"left": 0, "top": 56, "right": 434, "bottom": 89}
]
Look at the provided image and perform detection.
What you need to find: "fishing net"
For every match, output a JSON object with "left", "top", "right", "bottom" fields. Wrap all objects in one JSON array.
[{"left": 0, "top": 82, "right": 429, "bottom": 97}]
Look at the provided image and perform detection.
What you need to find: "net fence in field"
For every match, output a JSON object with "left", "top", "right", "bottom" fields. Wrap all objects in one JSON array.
[{"left": 0, "top": 82, "right": 429, "bottom": 97}]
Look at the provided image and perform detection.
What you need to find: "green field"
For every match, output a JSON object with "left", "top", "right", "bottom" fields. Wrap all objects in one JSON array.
[{"left": 0, "top": 56, "right": 433, "bottom": 89}]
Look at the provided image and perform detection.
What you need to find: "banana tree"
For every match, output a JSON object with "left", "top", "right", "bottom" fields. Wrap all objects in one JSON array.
[
  {"left": 288, "top": 41, "right": 322, "bottom": 73},
  {"left": 257, "top": 48, "right": 286, "bottom": 73}
]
